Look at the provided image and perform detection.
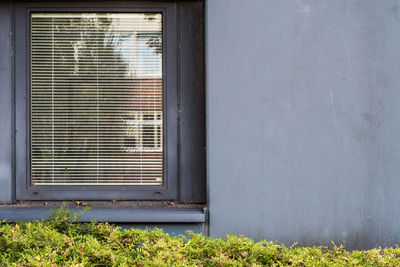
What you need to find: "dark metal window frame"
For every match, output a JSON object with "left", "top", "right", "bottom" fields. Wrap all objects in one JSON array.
[{"left": 15, "top": 0, "right": 206, "bottom": 202}]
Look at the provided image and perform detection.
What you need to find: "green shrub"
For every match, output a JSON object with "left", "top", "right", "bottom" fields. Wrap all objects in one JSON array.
[{"left": 1, "top": 206, "right": 400, "bottom": 266}]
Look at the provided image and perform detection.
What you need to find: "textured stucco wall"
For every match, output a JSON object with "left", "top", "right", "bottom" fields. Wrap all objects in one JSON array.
[{"left": 207, "top": 0, "right": 400, "bottom": 249}]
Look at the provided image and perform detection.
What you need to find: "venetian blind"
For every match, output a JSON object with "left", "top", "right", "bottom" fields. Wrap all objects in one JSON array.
[{"left": 30, "top": 13, "right": 163, "bottom": 185}]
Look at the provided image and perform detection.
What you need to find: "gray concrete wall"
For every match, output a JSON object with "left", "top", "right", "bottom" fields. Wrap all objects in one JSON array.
[
  {"left": 207, "top": 0, "right": 400, "bottom": 249},
  {"left": 0, "top": 2, "right": 13, "bottom": 203}
]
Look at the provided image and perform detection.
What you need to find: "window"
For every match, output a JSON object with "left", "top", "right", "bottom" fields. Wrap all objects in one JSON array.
[
  {"left": 123, "top": 111, "right": 162, "bottom": 153},
  {"left": 15, "top": 1, "right": 205, "bottom": 202},
  {"left": 30, "top": 13, "right": 164, "bottom": 186}
]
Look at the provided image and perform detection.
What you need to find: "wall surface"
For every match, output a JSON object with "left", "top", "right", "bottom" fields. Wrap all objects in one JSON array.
[
  {"left": 0, "top": 2, "right": 13, "bottom": 203},
  {"left": 207, "top": 0, "right": 400, "bottom": 249}
]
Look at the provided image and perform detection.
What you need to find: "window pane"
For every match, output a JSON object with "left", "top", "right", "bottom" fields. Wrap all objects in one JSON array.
[{"left": 30, "top": 13, "right": 163, "bottom": 186}]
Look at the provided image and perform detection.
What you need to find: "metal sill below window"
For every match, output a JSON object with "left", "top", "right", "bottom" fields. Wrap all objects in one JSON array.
[{"left": 0, "top": 202, "right": 207, "bottom": 223}]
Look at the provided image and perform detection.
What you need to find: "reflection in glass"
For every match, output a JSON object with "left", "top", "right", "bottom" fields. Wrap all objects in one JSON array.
[{"left": 30, "top": 13, "right": 163, "bottom": 185}]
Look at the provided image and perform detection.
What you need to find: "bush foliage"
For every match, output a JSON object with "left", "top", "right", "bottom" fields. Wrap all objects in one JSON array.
[{"left": 1, "top": 205, "right": 400, "bottom": 266}]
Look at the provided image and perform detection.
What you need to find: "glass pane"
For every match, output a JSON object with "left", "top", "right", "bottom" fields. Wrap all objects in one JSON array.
[{"left": 30, "top": 13, "right": 163, "bottom": 186}]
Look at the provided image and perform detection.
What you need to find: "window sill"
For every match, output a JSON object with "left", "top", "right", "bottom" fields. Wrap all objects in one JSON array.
[{"left": 0, "top": 201, "right": 207, "bottom": 223}]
